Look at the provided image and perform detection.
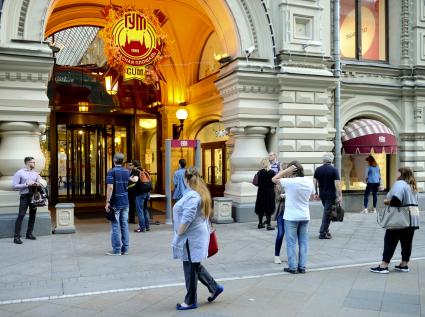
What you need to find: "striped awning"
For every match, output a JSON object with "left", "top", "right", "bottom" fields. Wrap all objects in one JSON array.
[{"left": 342, "top": 119, "right": 397, "bottom": 154}]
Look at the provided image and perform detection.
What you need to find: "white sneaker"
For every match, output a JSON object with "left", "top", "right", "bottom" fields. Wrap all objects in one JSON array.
[
  {"left": 274, "top": 256, "right": 282, "bottom": 264},
  {"left": 371, "top": 208, "right": 377, "bottom": 213},
  {"left": 361, "top": 208, "right": 368, "bottom": 214}
]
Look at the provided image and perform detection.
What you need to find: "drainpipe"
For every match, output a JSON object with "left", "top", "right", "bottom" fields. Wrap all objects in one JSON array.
[{"left": 334, "top": 0, "right": 342, "bottom": 175}]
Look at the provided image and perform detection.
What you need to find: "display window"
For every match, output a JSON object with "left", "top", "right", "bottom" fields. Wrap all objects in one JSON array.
[{"left": 340, "top": 0, "right": 387, "bottom": 61}]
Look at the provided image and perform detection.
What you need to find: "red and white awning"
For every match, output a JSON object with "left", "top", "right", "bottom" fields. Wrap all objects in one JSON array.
[{"left": 342, "top": 119, "right": 397, "bottom": 154}]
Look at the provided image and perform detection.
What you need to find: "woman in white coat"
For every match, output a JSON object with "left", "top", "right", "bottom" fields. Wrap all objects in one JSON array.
[{"left": 172, "top": 167, "right": 224, "bottom": 310}]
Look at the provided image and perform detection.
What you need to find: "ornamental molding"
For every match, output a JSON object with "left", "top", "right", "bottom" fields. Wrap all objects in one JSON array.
[
  {"left": 401, "top": 0, "right": 411, "bottom": 64},
  {"left": 400, "top": 133, "right": 425, "bottom": 141},
  {"left": 219, "top": 84, "right": 279, "bottom": 98},
  {"left": 240, "top": 0, "right": 258, "bottom": 56},
  {"left": 0, "top": 71, "right": 48, "bottom": 83}
]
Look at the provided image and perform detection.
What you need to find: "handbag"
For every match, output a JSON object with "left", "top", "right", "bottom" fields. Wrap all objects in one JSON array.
[
  {"left": 328, "top": 202, "right": 344, "bottom": 222},
  {"left": 377, "top": 205, "right": 411, "bottom": 229},
  {"left": 105, "top": 206, "right": 116, "bottom": 222},
  {"left": 208, "top": 229, "right": 219, "bottom": 258},
  {"left": 252, "top": 172, "right": 259, "bottom": 186},
  {"left": 137, "top": 169, "right": 153, "bottom": 193},
  {"left": 30, "top": 186, "right": 48, "bottom": 207}
]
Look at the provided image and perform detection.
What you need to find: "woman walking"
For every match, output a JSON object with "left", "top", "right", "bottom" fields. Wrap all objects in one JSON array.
[
  {"left": 273, "top": 162, "right": 314, "bottom": 274},
  {"left": 254, "top": 158, "right": 276, "bottom": 230},
  {"left": 172, "top": 167, "right": 224, "bottom": 310},
  {"left": 362, "top": 155, "right": 381, "bottom": 213},
  {"left": 370, "top": 167, "right": 420, "bottom": 273}
]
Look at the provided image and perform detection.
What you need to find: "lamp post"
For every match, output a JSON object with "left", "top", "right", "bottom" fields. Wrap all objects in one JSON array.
[{"left": 173, "top": 107, "right": 188, "bottom": 139}]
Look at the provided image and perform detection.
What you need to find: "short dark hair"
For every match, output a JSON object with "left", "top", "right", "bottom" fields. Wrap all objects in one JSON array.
[
  {"left": 179, "top": 159, "right": 186, "bottom": 168},
  {"left": 113, "top": 152, "right": 125, "bottom": 165},
  {"left": 24, "top": 156, "right": 34, "bottom": 164},
  {"left": 132, "top": 160, "right": 141, "bottom": 168},
  {"left": 288, "top": 160, "right": 304, "bottom": 177}
]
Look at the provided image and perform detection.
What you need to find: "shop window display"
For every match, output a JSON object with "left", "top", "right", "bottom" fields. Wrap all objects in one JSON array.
[{"left": 340, "top": 0, "right": 387, "bottom": 61}]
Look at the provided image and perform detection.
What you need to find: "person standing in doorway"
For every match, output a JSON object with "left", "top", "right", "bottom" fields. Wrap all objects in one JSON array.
[
  {"left": 12, "top": 156, "right": 42, "bottom": 244},
  {"left": 105, "top": 152, "right": 130, "bottom": 255},
  {"left": 362, "top": 155, "right": 381, "bottom": 214},
  {"left": 173, "top": 159, "right": 187, "bottom": 202},
  {"left": 254, "top": 158, "right": 276, "bottom": 230},
  {"left": 313, "top": 153, "right": 342, "bottom": 240},
  {"left": 131, "top": 161, "right": 152, "bottom": 232},
  {"left": 269, "top": 152, "right": 281, "bottom": 174},
  {"left": 125, "top": 160, "right": 136, "bottom": 224}
]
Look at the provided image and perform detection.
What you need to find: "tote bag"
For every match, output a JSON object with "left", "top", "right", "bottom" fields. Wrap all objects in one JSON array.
[{"left": 377, "top": 205, "right": 411, "bottom": 229}]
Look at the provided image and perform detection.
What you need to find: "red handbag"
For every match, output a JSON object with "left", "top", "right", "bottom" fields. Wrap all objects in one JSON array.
[{"left": 208, "top": 229, "right": 219, "bottom": 258}]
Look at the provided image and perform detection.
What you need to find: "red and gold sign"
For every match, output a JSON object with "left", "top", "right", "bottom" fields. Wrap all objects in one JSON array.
[{"left": 100, "top": 6, "right": 166, "bottom": 81}]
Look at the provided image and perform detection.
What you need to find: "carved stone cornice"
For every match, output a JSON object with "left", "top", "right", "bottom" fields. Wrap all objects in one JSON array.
[{"left": 0, "top": 71, "right": 49, "bottom": 83}]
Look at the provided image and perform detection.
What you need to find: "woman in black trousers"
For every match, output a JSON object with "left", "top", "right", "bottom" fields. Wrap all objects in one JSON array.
[{"left": 370, "top": 167, "right": 420, "bottom": 274}]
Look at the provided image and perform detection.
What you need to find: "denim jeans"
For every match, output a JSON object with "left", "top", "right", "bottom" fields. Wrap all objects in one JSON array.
[
  {"left": 135, "top": 193, "right": 150, "bottom": 230},
  {"left": 319, "top": 199, "right": 333, "bottom": 236},
  {"left": 284, "top": 220, "right": 309, "bottom": 270},
  {"left": 111, "top": 207, "right": 129, "bottom": 254},
  {"left": 275, "top": 215, "right": 285, "bottom": 256},
  {"left": 364, "top": 183, "right": 379, "bottom": 208}
]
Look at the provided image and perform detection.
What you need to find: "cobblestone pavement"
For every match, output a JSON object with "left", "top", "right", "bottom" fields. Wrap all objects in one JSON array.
[{"left": 0, "top": 212, "right": 424, "bottom": 316}]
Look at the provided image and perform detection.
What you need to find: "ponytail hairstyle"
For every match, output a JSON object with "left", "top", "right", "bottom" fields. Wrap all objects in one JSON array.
[
  {"left": 185, "top": 167, "right": 213, "bottom": 219},
  {"left": 398, "top": 166, "right": 417, "bottom": 193}
]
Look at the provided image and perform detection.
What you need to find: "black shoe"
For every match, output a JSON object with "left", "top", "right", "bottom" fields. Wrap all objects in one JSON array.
[
  {"left": 370, "top": 266, "right": 389, "bottom": 274},
  {"left": 14, "top": 237, "right": 23, "bottom": 244},
  {"left": 394, "top": 265, "right": 409, "bottom": 272},
  {"left": 258, "top": 224, "right": 265, "bottom": 229},
  {"left": 284, "top": 267, "right": 297, "bottom": 274},
  {"left": 298, "top": 268, "right": 306, "bottom": 274},
  {"left": 26, "top": 234, "right": 36, "bottom": 240},
  {"left": 266, "top": 225, "right": 275, "bottom": 231},
  {"left": 319, "top": 234, "right": 332, "bottom": 239}
]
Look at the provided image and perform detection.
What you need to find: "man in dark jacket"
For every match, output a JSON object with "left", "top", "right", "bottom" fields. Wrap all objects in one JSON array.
[{"left": 313, "top": 153, "right": 342, "bottom": 239}]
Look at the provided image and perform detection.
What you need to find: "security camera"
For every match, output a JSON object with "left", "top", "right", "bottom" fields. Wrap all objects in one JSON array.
[{"left": 245, "top": 46, "right": 256, "bottom": 56}]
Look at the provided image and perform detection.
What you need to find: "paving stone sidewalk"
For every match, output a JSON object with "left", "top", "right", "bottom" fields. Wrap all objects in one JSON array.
[{"left": 0, "top": 212, "right": 424, "bottom": 308}]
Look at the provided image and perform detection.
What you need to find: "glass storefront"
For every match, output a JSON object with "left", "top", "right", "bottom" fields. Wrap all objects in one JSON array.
[{"left": 340, "top": 0, "right": 387, "bottom": 61}]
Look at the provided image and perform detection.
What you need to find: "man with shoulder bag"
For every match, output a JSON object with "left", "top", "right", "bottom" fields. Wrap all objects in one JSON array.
[
  {"left": 12, "top": 156, "right": 43, "bottom": 244},
  {"left": 130, "top": 161, "right": 152, "bottom": 233}
]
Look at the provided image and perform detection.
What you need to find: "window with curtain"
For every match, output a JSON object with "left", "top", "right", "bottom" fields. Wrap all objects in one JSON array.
[{"left": 340, "top": 0, "right": 387, "bottom": 61}]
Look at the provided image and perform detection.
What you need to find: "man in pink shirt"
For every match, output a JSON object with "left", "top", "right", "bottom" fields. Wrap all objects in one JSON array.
[{"left": 12, "top": 156, "right": 42, "bottom": 244}]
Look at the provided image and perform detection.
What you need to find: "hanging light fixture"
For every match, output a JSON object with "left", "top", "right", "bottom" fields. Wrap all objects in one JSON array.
[{"left": 105, "top": 75, "right": 118, "bottom": 95}]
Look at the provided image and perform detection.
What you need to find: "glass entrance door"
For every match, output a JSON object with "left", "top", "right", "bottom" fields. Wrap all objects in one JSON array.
[
  {"left": 57, "top": 124, "right": 127, "bottom": 200},
  {"left": 201, "top": 141, "right": 226, "bottom": 198}
]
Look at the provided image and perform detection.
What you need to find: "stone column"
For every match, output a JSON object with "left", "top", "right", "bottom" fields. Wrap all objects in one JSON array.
[
  {"left": 0, "top": 122, "right": 46, "bottom": 190},
  {"left": 224, "top": 126, "right": 270, "bottom": 222}
]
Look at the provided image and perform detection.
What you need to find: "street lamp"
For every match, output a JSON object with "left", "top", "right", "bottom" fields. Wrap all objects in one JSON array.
[
  {"left": 105, "top": 75, "right": 118, "bottom": 95},
  {"left": 173, "top": 107, "right": 188, "bottom": 139}
]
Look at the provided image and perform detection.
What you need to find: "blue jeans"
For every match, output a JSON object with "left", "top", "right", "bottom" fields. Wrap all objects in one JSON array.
[
  {"left": 111, "top": 207, "right": 129, "bottom": 254},
  {"left": 136, "top": 193, "right": 150, "bottom": 230},
  {"left": 284, "top": 220, "right": 309, "bottom": 270},
  {"left": 364, "top": 183, "right": 379, "bottom": 208},
  {"left": 275, "top": 215, "right": 285, "bottom": 256},
  {"left": 319, "top": 199, "right": 333, "bottom": 236}
]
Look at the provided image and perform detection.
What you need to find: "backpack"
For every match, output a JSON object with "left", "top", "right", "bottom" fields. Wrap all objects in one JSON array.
[{"left": 137, "top": 169, "right": 153, "bottom": 194}]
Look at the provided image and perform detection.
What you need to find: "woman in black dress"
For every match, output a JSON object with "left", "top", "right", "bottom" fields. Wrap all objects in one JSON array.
[{"left": 254, "top": 158, "right": 276, "bottom": 230}]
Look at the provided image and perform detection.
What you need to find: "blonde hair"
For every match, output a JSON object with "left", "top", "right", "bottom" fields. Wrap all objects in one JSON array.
[
  {"left": 185, "top": 167, "right": 213, "bottom": 219},
  {"left": 260, "top": 158, "right": 270, "bottom": 169}
]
